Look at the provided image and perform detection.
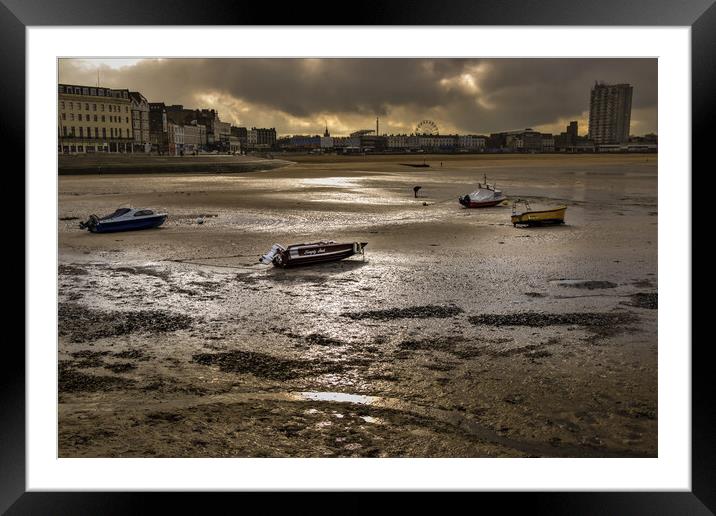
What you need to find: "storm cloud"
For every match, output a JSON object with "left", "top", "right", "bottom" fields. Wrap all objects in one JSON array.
[{"left": 59, "top": 58, "right": 657, "bottom": 136}]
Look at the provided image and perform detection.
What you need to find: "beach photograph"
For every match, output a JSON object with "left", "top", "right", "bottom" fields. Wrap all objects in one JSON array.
[{"left": 57, "top": 58, "right": 658, "bottom": 458}]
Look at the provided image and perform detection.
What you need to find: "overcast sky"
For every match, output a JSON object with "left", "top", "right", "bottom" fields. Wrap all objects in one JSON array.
[{"left": 59, "top": 58, "right": 657, "bottom": 137}]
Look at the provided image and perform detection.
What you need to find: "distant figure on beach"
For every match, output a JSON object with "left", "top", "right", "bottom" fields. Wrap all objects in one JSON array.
[
  {"left": 440, "top": 162, "right": 443, "bottom": 167},
  {"left": 414, "top": 186, "right": 422, "bottom": 198}
]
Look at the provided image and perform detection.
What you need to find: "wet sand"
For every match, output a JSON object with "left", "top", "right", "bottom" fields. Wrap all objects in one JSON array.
[
  {"left": 58, "top": 154, "right": 658, "bottom": 457},
  {"left": 58, "top": 153, "right": 292, "bottom": 175}
]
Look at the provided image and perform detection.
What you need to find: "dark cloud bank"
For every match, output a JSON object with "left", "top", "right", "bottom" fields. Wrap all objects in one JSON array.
[{"left": 59, "top": 58, "right": 657, "bottom": 136}]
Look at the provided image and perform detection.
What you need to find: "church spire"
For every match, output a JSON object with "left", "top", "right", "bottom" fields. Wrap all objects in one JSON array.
[{"left": 324, "top": 122, "right": 330, "bottom": 137}]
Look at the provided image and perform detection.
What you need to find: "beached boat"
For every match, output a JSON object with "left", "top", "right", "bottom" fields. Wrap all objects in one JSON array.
[
  {"left": 79, "top": 207, "right": 167, "bottom": 233},
  {"left": 259, "top": 241, "right": 367, "bottom": 268},
  {"left": 458, "top": 175, "right": 507, "bottom": 208},
  {"left": 511, "top": 199, "right": 567, "bottom": 227}
]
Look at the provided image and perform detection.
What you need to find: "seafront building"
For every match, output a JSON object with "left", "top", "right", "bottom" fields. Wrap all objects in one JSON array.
[
  {"left": 555, "top": 121, "right": 579, "bottom": 151},
  {"left": 278, "top": 135, "right": 322, "bottom": 151},
  {"left": 165, "top": 105, "right": 230, "bottom": 151},
  {"left": 247, "top": 129, "right": 257, "bottom": 148},
  {"left": 184, "top": 122, "right": 207, "bottom": 153},
  {"left": 332, "top": 136, "right": 361, "bottom": 151},
  {"left": 163, "top": 119, "right": 209, "bottom": 156},
  {"left": 588, "top": 82, "right": 633, "bottom": 144},
  {"left": 129, "top": 91, "right": 151, "bottom": 153},
  {"left": 214, "top": 120, "right": 231, "bottom": 148},
  {"left": 567, "top": 121, "right": 578, "bottom": 143},
  {"left": 167, "top": 122, "right": 185, "bottom": 156},
  {"left": 231, "top": 126, "right": 248, "bottom": 150},
  {"left": 57, "top": 84, "right": 134, "bottom": 153},
  {"left": 229, "top": 135, "right": 241, "bottom": 153},
  {"left": 320, "top": 135, "right": 334, "bottom": 149},
  {"left": 457, "top": 135, "right": 487, "bottom": 150},
  {"left": 165, "top": 104, "right": 199, "bottom": 126},
  {"left": 147, "top": 103, "right": 234, "bottom": 154},
  {"left": 487, "top": 129, "right": 543, "bottom": 152},
  {"left": 58, "top": 80, "right": 654, "bottom": 155},
  {"left": 148, "top": 102, "right": 169, "bottom": 154},
  {"left": 249, "top": 128, "right": 277, "bottom": 150}
]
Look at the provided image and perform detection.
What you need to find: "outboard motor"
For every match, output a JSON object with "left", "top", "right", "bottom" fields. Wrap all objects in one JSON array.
[
  {"left": 459, "top": 194, "right": 470, "bottom": 207},
  {"left": 79, "top": 214, "right": 99, "bottom": 231},
  {"left": 259, "top": 244, "right": 285, "bottom": 265}
]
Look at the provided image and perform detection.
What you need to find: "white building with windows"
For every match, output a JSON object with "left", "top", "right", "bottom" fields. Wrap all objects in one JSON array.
[
  {"left": 418, "top": 135, "right": 457, "bottom": 149},
  {"left": 332, "top": 136, "right": 360, "bottom": 148},
  {"left": 183, "top": 123, "right": 205, "bottom": 153},
  {"left": 167, "top": 122, "right": 185, "bottom": 155},
  {"left": 247, "top": 129, "right": 258, "bottom": 148},
  {"left": 387, "top": 135, "right": 412, "bottom": 149},
  {"left": 58, "top": 84, "right": 133, "bottom": 153},
  {"left": 457, "top": 135, "right": 486, "bottom": 150},
  {"left": 214, "top": 120, "right": 231, "bottom": 146}
]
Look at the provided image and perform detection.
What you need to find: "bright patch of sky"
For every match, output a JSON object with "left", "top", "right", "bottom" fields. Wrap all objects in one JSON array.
[{"left": 73, "top": 59, "right": 150, "bottom": 70}]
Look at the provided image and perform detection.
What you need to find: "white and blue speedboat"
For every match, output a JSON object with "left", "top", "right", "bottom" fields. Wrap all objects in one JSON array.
[{"left": 80, "top": 207, "right": 167, "bottom": 233}]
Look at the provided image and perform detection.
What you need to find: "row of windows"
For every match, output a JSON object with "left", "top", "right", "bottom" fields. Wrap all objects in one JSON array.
[
  {"left": 60, "top": 126, "right": 129, "bottom": 138},
  {"left": 58, "top": 85, "right": 128, "bottom": 99},
  {"left": 61, "top": 113, "right": 130, "bottom": 124},
  {"left": 60, "top": 101, "right": 129, "bottom": 113}
]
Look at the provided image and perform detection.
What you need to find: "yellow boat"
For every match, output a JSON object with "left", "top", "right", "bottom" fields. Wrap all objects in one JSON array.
[{"left": 511, "top": 199, "right": 567, "bottom": 227}]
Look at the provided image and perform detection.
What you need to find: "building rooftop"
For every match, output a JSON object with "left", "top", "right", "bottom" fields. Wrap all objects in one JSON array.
[{"left": 59, "top": 84, "right": 129, "bottom": 99}]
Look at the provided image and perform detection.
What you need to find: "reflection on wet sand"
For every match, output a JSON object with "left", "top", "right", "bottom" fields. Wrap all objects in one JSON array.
[{"left": 58, "top": 154, "right": 657, "bottom": 457}]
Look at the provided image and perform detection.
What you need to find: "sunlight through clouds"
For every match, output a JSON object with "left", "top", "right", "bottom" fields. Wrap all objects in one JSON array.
[{"left": 58, "top": 58, "right": 657, "bottom": 136}]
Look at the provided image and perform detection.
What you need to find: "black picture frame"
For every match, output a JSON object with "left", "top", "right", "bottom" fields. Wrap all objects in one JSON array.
[{"left": 5, "top": 0, "right": 709, "bottom": 512}]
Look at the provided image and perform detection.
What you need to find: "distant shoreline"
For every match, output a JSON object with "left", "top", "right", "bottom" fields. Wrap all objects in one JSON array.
[
  {"left": 57, "top": 151, "right": 657, "bottom": 175},
  {"left": 57, "top": 155, "right": 294, "bottom": 176}
]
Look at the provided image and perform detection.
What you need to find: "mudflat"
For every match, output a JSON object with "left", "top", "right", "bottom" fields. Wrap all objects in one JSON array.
[
  {"left": 58, "top": 153, "right": 657, "bottom": 457},
  {"left": 58, "top": 153, "right": 292, "bottom": 175}
]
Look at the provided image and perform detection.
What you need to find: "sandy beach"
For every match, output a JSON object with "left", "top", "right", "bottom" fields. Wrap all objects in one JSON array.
[
  {"left": 57, "top": 153, "right": 657, "bottom": 457},
  {"left": 58, "top": 153, "right": 292, "bottom": 175}
]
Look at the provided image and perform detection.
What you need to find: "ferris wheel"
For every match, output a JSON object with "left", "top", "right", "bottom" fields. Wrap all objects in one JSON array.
[{"left": 415, "top": 120, "right": 439, "bottom": 135}]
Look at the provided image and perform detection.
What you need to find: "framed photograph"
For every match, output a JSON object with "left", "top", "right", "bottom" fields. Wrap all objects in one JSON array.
[{"left": 7, "top": 0, "right": 710, "bottom": 511}]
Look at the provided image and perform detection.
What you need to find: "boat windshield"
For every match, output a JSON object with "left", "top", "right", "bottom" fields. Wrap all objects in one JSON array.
[
  {"left": 100, "top": 208, "right": 131, "bottom": 220},
  {"left": 134, "top": 209, "right": 154, "bottom": 217},
  {"left": 469, "top": 189, "right": 499, "bottom": 201}
]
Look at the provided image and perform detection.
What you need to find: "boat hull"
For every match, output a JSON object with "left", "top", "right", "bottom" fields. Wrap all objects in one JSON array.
[
  {"left": 90, "top": 215, "right": 167, "bottom": 233},
  {"left": 459, "top": 197, "right": 506, "bottom": 208},
  {"left": 274, "top": 242, "right": 367, "bottom": 268},
  {"left": 511, "top": 207, "right": 566, "bottom": 226}
]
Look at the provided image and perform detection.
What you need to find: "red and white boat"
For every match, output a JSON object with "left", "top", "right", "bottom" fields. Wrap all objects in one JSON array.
[
  {"left": 259, "top": 241, "right": 367, "bottom": 268},
  {"left": 458, "top": 175, "right": 507, "bottom": 208}
]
